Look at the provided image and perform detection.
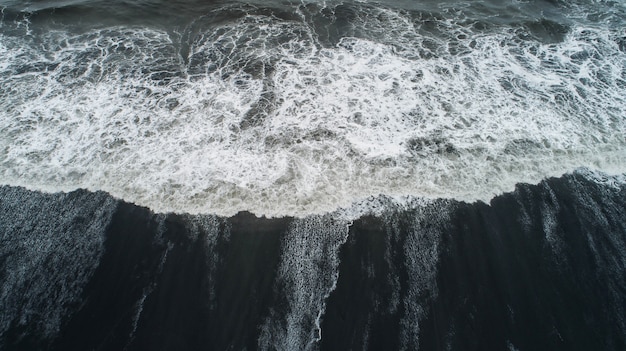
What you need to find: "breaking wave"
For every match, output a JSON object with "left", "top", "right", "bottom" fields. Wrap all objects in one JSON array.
[{"left": 0, "top": 3, "right": 625, "bottom": 216}]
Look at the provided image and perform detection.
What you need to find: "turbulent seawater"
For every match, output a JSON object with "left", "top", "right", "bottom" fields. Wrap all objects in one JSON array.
[
  {"left": 1, "top": 0, "right": 625, "bottom": 216},
  {"left": 0, "top": 0, "right": 625, "bottom": 350}
]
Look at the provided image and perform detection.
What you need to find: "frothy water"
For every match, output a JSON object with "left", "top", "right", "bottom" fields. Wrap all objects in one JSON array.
[
  {"left": 0, "top": 187, "right": 116, "bottom": 340},
  {"left": 258, "top": 215, "right": 350, "bottom": 350},
  {"left": 0, "top": 2, "right": 625, "bottom": 216}
]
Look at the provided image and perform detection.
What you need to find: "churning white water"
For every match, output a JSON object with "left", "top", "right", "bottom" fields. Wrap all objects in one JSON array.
[{"left": 0, "top": 4, "right": 625, "bottom": 216}]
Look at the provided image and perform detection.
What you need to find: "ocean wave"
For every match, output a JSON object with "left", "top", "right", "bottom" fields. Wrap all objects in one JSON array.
[{"left": 0, "top": 4, "right": 625, "bottom": 217}]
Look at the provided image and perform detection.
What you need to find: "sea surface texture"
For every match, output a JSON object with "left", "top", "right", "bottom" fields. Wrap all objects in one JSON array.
[{"left": 0, "top": 0, "right": 625, "bottom": 350}]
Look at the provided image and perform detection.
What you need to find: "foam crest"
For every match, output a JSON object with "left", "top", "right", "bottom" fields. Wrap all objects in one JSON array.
[{"left": 0, "top": 8, "right": 625, "bottom": 217}]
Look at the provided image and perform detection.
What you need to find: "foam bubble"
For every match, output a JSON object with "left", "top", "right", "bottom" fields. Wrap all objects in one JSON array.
[{"left": 0, "top": 7, "right": 625, "bottom": 217}]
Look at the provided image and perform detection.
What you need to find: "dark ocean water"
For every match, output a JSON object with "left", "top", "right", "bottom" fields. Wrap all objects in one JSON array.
[{"left": 0, "top": 0, "right": 625, "bottom": 350}]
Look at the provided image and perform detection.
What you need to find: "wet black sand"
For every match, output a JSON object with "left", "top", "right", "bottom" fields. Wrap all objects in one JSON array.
[{"left": 1, "top": 173, "right": 625, "bottom": 350}]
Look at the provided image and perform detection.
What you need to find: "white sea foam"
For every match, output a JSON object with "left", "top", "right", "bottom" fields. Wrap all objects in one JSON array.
[
  {"left": 0, "top": 7, "right": 625, "bottom": 217},
  {"left": 0, "top": 187, "right": 116, "bottom": 345},
  {"left": 258, "top": 215, "right": 350, "bottom": 350}
]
